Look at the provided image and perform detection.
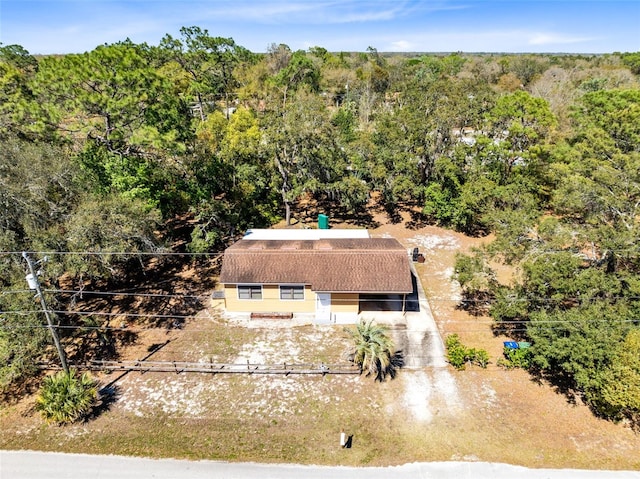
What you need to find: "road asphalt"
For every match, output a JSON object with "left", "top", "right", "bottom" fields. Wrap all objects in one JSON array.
[{"left": 2, "top": 451, "right": 639, "bottom": 479}]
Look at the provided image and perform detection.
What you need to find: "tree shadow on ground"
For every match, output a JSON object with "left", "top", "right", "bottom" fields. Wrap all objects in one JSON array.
[
  {"left": 623, "top": 412, "right": 640, "bottom": 433},
  {"left": 288, "top": 193, "right": 448, "bottom": 231},
  {"left": 58, "top": 251, "right": 220, "bottom": 350},
  {"left": 90, "top": 383, "right": 121, "bottom": 421},
  {"left": 58, "top": 214, "right": 222, "bottom": 334},
  {"left": 0, "top": 373, "right": 43, "bottom": 405},
  {"left": 289, "top": 193, "right": 413, "bottom": 229},
  {"left": 376, "top": 350, "right": 405, "bottom": 382},
  {"left": 406, "top": 209, "right": 431, "bottom": 230},
  {"left": 490, "top": 318, "right": 530, "bottom": 341},
  {"left": 455, "top": 291, "right": 494, "bottom": 317},
  {"left": 293, "top": 200, "right": 380, "bottom": 229},
  {"left": 529, "top": 369, "right": 579, "bottom": 406},
  {"left": 530, "top": 368, "right": 640, "bottom": 431},
  {"left": 88, "top": 339, "right": 171, "bottom": 418}
]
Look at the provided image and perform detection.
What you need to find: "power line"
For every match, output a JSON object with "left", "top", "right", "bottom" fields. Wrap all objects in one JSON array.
[
  {"left": 5, "top": 286, "right": 640, "bottom": 304},
  {"left": 0, "top": 325, "right": 606, "bottom": 335},
  {"left": 0, "top": 317, "right": 636, "bottom": 334},
  {"left": 0, "top": 289, "right": 34, "bottom": 295},
  {"left": 3, "top": 245, "right": 640, "bottom": 256},
  {"left": 53, "top": 310, "right": 196, "bottom": 321},
  {"left": 44, "top": 289, "right": 210, "bottom": 300},
  {"left": 3, "top": 304, "right": 640, "bottom": 325},
  {"left": 0, "top": 251, "right": 224, "bottom": 257}
]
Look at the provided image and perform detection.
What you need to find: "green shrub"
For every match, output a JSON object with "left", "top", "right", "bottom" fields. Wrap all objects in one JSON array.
[
  {"left": 470, "top": 348, "right": 490, "bottom": 368},
  {"left": 498, "top": 346, "right": 532, "bottom": 369},
  {"left": 35, "top": 369, "right": 98, "bottom": 425},
  {"left": 445, "top": 334, "right": 490, "bottom": 370},
  {"left": 445, "top": 334, "right": 468, "bottom": 370}
]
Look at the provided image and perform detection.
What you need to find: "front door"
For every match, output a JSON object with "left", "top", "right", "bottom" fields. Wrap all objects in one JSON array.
[{"left": 315, "top": 293, "right": 332, "bottom": 324}]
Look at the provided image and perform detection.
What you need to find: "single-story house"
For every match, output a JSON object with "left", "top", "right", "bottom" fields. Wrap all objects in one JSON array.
[{"left": 219, "top": 229, "right": 414, "bottom": 324}]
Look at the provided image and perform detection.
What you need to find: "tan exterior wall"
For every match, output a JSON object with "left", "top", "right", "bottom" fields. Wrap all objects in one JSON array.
[
  {"left": 224, "top": 284, "right": 315, "bottom": 313},
  {"left": 331, "top": 293, "right": 359, "bottom": 314}
]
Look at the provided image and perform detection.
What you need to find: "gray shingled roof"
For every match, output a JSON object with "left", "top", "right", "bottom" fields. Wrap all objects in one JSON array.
[{"left": 219, "top": 238, "right": 413, "bottom": 293}]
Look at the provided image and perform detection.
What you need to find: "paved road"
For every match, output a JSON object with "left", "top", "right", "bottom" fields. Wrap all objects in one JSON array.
[{"left": 2, "top": 451, "right": 639, "bottom": 479}]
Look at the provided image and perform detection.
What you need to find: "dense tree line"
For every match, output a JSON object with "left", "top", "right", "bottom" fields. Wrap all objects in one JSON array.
[
  {"left": 1, "top": 31, "right": 639, "bottom": 423},
  {"left": 455, "top": 88, "right": 640, "bottom": 425}
]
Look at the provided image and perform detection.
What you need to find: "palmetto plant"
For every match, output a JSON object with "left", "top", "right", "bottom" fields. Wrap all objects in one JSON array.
[
  {"left": 35, "top": 369, "right": 98, "bottom": 424},
  {"left": 345, "top": 319, "right": 402, "bottom": 381}
]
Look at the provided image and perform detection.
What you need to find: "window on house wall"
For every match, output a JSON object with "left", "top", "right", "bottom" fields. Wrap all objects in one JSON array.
[
  {"left": 238, "top": 285, "right": 262, "bottom": 300},
  {"left": 279, "top": 285, "right": 304, "bottom": 300}
]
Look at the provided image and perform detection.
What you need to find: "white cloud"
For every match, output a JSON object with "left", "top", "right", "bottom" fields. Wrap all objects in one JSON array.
[
  {"left": 198, "top": 0, "right": 425, "bottom": 25},
  {"left": 390, "top": 40, "right": 413, "bottom": 51},
  {"left": 199, "top": 1, "right": 319, "bottom": 22},
  {"left": 3, "top": 0, "right": 625, "bottom": 54},
  {"left": 528, "top": 32, "right": 595, "bottom": 46},
  {"left": 367, "top": 29, "right": 606, "bottom": 53}
]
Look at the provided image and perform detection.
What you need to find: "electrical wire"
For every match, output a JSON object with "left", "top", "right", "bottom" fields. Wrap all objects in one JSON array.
[
  {"left": 1, "top": 251, "right": 223, "bottom": 257},
  {"left": 4, "top": 287, "right": 640, "bottom": 305},
  {"left": 1, "top": 309, "right": 638, "bottom": 333},
  {"left": 3, "top": 245, "right": 640, "bottom": 256},
  {"left": 44, "top": 289, "right": 210, "bottom": 300},
  {"left": 0, "top": 323, "right": 612, "bottom": 334},
  {"left": 2, "top": 250, "right": 639, "bottom": 337}
]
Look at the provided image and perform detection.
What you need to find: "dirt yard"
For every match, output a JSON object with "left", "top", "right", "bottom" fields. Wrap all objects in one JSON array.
[
  {"left": 368, "top": 210, "right": 640, "bottom": 470},
  {"left": 1, "top": 207, "right": 639, "bottom": 470}
]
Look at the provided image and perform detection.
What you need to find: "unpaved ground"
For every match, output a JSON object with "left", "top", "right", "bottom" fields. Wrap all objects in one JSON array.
[
  {"left": 369, "top": 213, "right": 640, "bottom": 469},
  {"left": 371, "top": 213, "right": 483, "bottom": 424},
  {"left": 2, "top": 209, "right": 640, "bottom": 469}
]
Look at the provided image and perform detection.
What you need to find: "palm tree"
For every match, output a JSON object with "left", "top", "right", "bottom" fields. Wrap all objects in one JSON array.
[
  {"left": 35, "top": 369, "right": 98, "bottom": 424},
  {"left": 345, "top": 319, "right": 403, "bottom": 381}
]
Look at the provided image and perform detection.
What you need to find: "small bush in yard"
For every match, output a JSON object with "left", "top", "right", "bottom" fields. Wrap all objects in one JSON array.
[
  {"left": 445, "top": 334, "right": 468, "bottom": 369},
  {"left": 445, "top": 334, "right": 490, "bottom": 370},
  {"left": 498, "top": 346, "right": 533, "bottom": 369},
  {"left": 469, "top": 348, "right": 490, "bottom": 368},
  {"left": 36, "top": 369, "right": 98, "bottom": 425}
]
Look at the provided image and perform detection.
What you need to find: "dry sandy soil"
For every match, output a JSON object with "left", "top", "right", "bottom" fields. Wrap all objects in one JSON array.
[
  {"left": 369, "top": 211, "right": 640, "bottom": 469},
  {"left": 1, "top": 207, "right": 639, "bottom": 470}
]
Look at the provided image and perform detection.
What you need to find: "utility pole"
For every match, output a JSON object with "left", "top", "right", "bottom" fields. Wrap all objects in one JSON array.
[{"left": 22, "top": 252, "right": 69, "bottom": 374}]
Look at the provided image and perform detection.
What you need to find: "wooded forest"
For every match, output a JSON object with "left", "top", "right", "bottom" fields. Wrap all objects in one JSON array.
[{"left": 1, "top": 28, "right": 640, "bottom": 425}]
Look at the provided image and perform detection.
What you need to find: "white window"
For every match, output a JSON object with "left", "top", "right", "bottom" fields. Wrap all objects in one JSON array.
[
  {"left": 238, "top": 285, "right": 262, "bottom": 300},
  {"left": 279, "top": 285, "right": 304, "bottom": 301}
]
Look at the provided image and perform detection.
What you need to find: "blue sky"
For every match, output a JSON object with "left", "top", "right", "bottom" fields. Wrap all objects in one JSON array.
[{"left": 1, "top": 1, "right": 638, "bottom": 55}]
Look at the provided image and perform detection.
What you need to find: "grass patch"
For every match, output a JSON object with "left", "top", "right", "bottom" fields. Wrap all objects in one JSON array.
[{"left": 3, "top": 225, "right": 640, "bottom": 470}]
